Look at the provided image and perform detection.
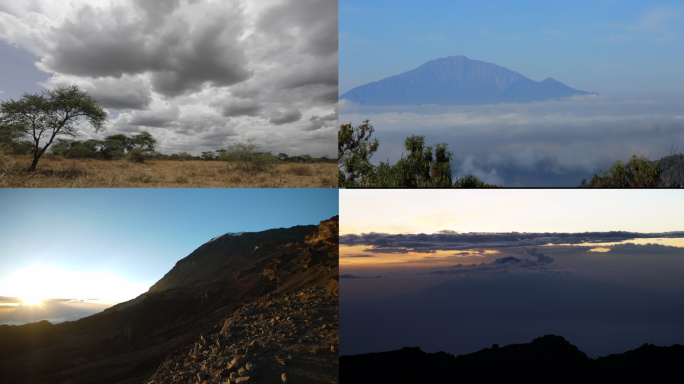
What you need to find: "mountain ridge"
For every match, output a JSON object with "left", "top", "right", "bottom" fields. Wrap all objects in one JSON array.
[
  {"left": 340, "top": 334, "right": 684, "bottom": 383},
  {"left": 0, "top": 216, "right": 340, "bottom": 384},
  {"left": 340, "top": 55, "right": 597, "bottom": 106}
]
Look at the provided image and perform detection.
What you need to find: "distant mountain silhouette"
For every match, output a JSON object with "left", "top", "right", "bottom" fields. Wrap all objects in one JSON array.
[
  {"left": 341, "top": 335, "right": 684, "bottom": 384},
  {"left": 340, "top": 55, "right": 597, "bottom": 106}
]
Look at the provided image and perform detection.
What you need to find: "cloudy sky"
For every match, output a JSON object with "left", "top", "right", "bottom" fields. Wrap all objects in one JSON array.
[
  {"left": 340, "top": 189, "right": 684, "bottom": 358},
  {"left": 0, "top": 0, "right": 337, "bottom": 157},
  {"left": 0, "top": 189, "right": 338, "bottom": 325},
  {"left": 339, "top": 0, "right": 684, "bottom": 186}
]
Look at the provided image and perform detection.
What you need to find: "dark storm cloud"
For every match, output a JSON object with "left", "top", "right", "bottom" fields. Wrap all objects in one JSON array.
[
  {"left": 129, "top": 105, "right": 180, "bottom": 127},
  {"left": 340, "top": 274, "right": 386, "bottom": 279},
  {"left": 39, "top": 2, "right": 251, "bottom": 97},
  {"left": 340, "top": 231, "right": 684, "bottom": 251},
  {"left": 427, "top": 249, "right": 564, "bottom": 276},
  {"left": 608, "top": 242, "right": 684, "bottom": 255},
  {"left": 524, "top": 247, "right": 554, "bottom": 264},
  {"left": 363, "top": 248, "right": 436, "bottom": 254},
  {"left": 341, "top": 254, "right": 375, "bottom": 258},
  {"left": 1, "top": 0, "right": 337, "bottom": 157},
  {"left": 304, "top": 109, "right": 338, "bottom": 131},
  {"left": 256, "top": 0, "right": 338, "bottom": 58},
  {"left": 269, "top": 109, "right": 302, "bottom": 125},
  {"left": 221, "top": 99, "right": 262, "bottom": 117}
]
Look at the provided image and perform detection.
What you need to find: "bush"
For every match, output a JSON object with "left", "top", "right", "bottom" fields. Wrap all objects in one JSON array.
[
  {"left": 64, "top": 146, "right": 94, "bottom": 159},
  {"left": 220, "top": 140, "right": 274, "bottom": 173},
  {"left": 580, "top": 154, "right": 663, "bottom": 187},
  {"left": 127, "top": 147, "right": 146, "bottom": 163}
]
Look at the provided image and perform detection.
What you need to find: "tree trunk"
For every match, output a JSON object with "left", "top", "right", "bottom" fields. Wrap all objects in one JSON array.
[{"left": 29, "top": 153, "right": 41, "bottom": 171}]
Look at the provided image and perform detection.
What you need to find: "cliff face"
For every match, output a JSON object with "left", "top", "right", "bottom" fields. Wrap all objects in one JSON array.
[
  {"left": 146, "top": 224, "right": 317, "bottom": 294},
  {"left": 305, "top": 215, "right": 339, "bottom": 248},
  {"left": 0, "top": 216, "right": 339, "bottom": 384}
]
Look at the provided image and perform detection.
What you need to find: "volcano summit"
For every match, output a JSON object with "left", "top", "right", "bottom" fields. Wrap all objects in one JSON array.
[{"left": 339, "top": 55, "right": 597, "bottom": 106}]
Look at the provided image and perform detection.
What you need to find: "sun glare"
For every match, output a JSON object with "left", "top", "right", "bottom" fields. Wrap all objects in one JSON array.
[{"left": 21, "top": 295, "right": 44, "bottom": 306}]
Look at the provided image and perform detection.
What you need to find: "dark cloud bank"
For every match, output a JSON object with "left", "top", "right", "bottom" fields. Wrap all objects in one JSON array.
[{"left": 341, "top": 231, "right": 684, "bottom": 251}]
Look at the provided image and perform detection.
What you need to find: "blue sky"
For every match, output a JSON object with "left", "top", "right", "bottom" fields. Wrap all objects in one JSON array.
[
  {"left": 0, "top": 189, "right": 338, "bottom": 306},
  {"left": 339, "top": 0, "right": 684, "bottom": 186},
  {"left": 340, "top": 0, "right": 684, "bottom": 99}
]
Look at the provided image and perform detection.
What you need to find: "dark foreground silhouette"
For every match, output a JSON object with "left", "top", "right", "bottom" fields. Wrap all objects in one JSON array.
[{"left": 340, "top": 335, "right": 684, "bottom": 384}]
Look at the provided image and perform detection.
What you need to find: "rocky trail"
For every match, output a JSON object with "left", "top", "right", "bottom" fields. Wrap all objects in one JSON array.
[{"left": 147, "top": 283, "right": 339, "bottom": 384}]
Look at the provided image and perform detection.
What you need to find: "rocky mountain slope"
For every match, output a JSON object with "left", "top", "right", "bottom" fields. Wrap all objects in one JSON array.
[
  {"left": 0, "top": 216, "right": 339, "bottom": 384},
  {"left": 339, "top": 55, "right": 597, "bottom": 106},
  {"left": 341, "top": 335, "right": 684, "bottom": 384}
]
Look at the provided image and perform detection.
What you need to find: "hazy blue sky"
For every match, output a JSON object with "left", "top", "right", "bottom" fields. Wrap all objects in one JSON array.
[
  {"left": 0, "top": 189, "right": 338, "bottom": 311},
  {"left": 340, "top": 0, "right": 684, "bottom": 98},
  {"left": 0, "top": 0, "right": 337, "bottom": 157}
]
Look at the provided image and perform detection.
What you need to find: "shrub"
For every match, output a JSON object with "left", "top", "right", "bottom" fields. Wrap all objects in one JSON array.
[
  {"left": 220, "top": 140, "right": 274, "bottom": 173},
  {"left": 286, "top": 163, "right": 313, "bottom": 176},
  {"left": 580, "top": 154, "right": 662, "bottom": 187},
  {"left": 127, "top": 147, "right": 146, "bottom": 163},
  {"left": 64, "top": 146, "right": 94, "bottom": 159}
]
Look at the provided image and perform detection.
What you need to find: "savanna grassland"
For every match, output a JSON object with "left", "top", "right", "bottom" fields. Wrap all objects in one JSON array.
[{"left": 0, "top": 154, "right": 337, "bottom": 188}]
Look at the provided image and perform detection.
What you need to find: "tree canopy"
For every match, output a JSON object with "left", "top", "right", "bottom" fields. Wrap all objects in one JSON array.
[{"left": 0, "top": 84, "right": 109, "bottom": 170}]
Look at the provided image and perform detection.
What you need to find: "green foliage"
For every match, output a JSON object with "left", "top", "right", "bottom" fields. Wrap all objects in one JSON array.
[
  {"left": 219, "top": 140, "right": 274, "bottom": 173},
  {"left": 580, "top": 154, "right": 663, "bottom": 187},
  {"left": 455, "top": 174, "right": 484, "bottom": 188},
  {"left": 201, "top": 151, "right": 218, "bottom": 161},
  {"left": 338, "top": 120, "right": 379, "bottom": 184},
  {"left": 0, "top": 84, "right": 109, "bottom": 170},
  {"left": 131, "top": 131, "right": 157, "bottom": 153},
  {"left": 657, "top": 152, "right": 684, "bottom": 188},
  {"left": 104, "top": 134, "right": 135, "bottom": 152},
  {"left": 339, "top": 121, "right": 453, "bottom": 187},
  {"left": 339, "top": 120, "right": 501, "bottom": 188},
  {"left": 64, "top": 145, "right": 94, "bottom": 159},
  {"left": 127, "top": 147, "right": 146, "bottom": 163}
]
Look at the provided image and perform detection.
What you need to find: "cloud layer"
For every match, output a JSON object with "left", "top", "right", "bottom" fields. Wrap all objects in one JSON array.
[
  {"left": 340, "top": 231, "right": 684, "bottom": 251},
  {"left": 0, "top": 0, "right": 337, "bottom": 156},
  {"left": 339, "top": 96, "right": 684, "bottom": 186}
]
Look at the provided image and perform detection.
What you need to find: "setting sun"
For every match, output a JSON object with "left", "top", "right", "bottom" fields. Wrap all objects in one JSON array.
[{"left": 21, "top": 295, "right": 44, "bottom": 306}]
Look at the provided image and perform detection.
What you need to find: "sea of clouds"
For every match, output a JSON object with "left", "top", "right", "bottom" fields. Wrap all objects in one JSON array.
[{"left": 339, "top": 94, "right": 684, "bottom": 186}]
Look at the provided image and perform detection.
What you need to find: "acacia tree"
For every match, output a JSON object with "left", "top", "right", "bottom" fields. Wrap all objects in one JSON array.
[
  {"left": 131, "top": 131, "right": 157, "bottom": 152},
  {"left": 0, "top": 85, "right": 108, "bottom": 170}
]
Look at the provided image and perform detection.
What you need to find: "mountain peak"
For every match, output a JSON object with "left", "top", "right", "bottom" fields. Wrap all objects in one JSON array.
[{"left": 340, "top": 57, "right": 597, "bottom": 106}]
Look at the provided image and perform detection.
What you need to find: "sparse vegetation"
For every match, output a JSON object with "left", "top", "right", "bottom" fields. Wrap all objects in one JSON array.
[
  {"left": 0, "top": 155, "right": 337, "bottom": 188},
  {"left": 580, "top": 150, "right": 683, "bottom": 188},
  {"left": 219, "top": 140, "right": 275, "bottom": 174},
  {"left": 338, "top": 120, "right": 502, "bottom": 187}
]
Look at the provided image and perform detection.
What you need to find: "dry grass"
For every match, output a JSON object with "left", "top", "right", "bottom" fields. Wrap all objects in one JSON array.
[{"left": 0, "top": 155, "right": 338, "bottom": 188}]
